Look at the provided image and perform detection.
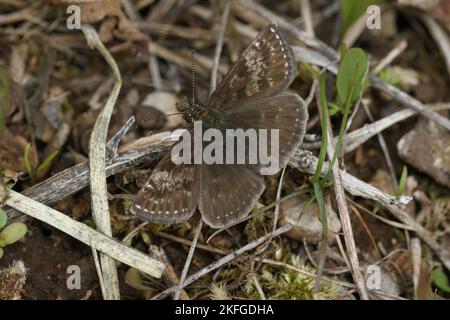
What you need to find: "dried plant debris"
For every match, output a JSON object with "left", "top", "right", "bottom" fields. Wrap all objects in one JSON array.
[
  {"left": 0, "top": 0, "right": 450, "bottom": 301},
  {"left": 0, "top": 260, "right": 27, "bottom": 300}
]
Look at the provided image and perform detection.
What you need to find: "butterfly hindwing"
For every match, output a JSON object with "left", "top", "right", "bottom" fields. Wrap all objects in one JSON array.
[
  {"left": 199, "top": 164, "right": 265, "bottom": 228},
  {"left": 208, "top": 23, "right": 296, "bottom": 110},
  {"left": 131, "top": 152, "right": 199, "bottom": 224}
]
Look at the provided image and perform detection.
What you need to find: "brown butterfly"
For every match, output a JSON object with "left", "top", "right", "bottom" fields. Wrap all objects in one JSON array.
[{"left": 131, "top": 23, "right": 308, "bottom": 228}]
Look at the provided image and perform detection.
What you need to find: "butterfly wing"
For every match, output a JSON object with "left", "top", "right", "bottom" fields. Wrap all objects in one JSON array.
[
  {"left": 131, "top": 152, "right": 199, "bottom": 224},
  {"left": 221, "top": 93, "right": 308, "bottom": 172},
  {"left": 199, "top": 164, "right": 265, "bottom": 228},
  {"left": 207, "top": 23, "right": 296, "bottom": 110}
]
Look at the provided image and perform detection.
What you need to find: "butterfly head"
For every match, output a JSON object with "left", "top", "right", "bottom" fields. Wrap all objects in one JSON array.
[{"left": 177, "top": 96, "right": 204, "bottom": 123}]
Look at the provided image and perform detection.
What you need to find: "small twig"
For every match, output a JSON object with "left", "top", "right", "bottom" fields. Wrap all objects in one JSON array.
[
  {"left": 324, "top": 113, "right": 369, "bottom": 299},
  {"left": 155, "top": 231, "right": 229, "bottom": 255},
  {"left": 299, "top": 0, "right": 314, "bottom": 37},
  {"left": 302, "top": 103, "right": 450, "bottom": 152},
  {"left": 0, "top": 187, "right": 165, "bottom": 277},
  {"left": 362, "top": 101, "right": 398, "bottom": 188},
  {"left": 313, "top": 195, "right": 331, "bottom": 294},
  {"left": 289, "top": 150, "right": 411, "bottom": 208},
  {"left": 272, "top": 166, "right": 287, "bottom": 234},
  {"left": 209, "top": 1, "right": 230, "bottom": 96},
  {"left": 174, "top": 220, "right": 203, "bottom": 300},
  {"left": 251, "top": 273, "right": 266, "bottom": 299},
  {"left": 149, "top": 54, "right": 163, "bottom": 91},
  {"left": 151, "top": 224, "right": 292, "bottom": 300},
  {"left": 341, "top": 8, "right": 370, "bottom": 47},
  {"left": 293, "top": 44, "right": 450, "bottom": 132},
  {"left": 82, "top": 25, "right": 122, "bottom": 300},
  {"left": 106, "top": 116, "right": 135, "bottom": 156},
  {"left": 372, "top": 39, "right": 408, "bottom": 74},
  {"left": 421, "top": 14, "right": 450, "bottom": 78},
  {"left": 411, "top": 238, "right": 422, "bottom": 300},
  {"left": 148, "top": 42, "right": 227, "bottom": 77},
  {"left": 91, "top": 245, "right": 107, "bottom": 299},
  {"left": 259, "top": 258, "right": 354, "bottom": 289},
  {"left": 149, "top": 245, "right": 190, "bottom": 300}
]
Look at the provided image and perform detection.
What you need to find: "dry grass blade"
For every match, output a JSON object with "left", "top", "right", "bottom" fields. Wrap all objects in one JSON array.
[
  {"left": 82, "top": 25, "right": 122, "bottom": 300},
  {"left": 0, "top": 187, "right": 165, "bottom": 277}
]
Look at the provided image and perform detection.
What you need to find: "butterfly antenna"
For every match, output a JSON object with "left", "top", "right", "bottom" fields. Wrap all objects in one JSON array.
[
  {"left": 140, "top": 112, "right": 184, "bottom": 124},
  {"left": 191, "top": 49, "right": 196, "bottom": 105}
]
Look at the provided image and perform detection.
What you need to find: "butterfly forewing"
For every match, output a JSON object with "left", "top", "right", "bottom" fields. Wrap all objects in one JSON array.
[
  {"left": 208, "top": 23, "right": 297, "bottom": 110},
  {"left": 199, "top": 164, "right": 265, "bottom": 228},
  {"left": 131, "top": 152, "right": 199, "bottom": 224}
]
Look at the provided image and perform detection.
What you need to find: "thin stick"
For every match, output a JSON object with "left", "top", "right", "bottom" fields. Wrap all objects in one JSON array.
[
  {"left": 421, "top": 14, "right": 450, "bottom": 78},
  {"left": 324, "top": 114, "right": 369, "bottom": 300},
  {"left": 259, "top": 258, "right": 354, "bottom": 288},
  {"left": 174, "top": 220, "right": 203, "bottom": 300},
  {"left": 155, "top": 231, "right": 229, "bottom": 255},
  {"left": 372, "top": 39, "right": 408, "bottom": 74},
  {"left": 82, "top": 25, "right": 122, "bottom": 300},
  {"left": 362, "top": 101, "right": 398, "bottom": 188},
  {"left": 149, "top": 245, "right": 190, "bottom": 300},
  {"left": 210, "top": 1, "right": 230, "bottom": 96},
  {"left": 91, "top": 245, "right": 107, "bottom": 299},
  {"left": 151, "top": 224, "right": 292, "bottom": 300},
  {"left": 411, "top": 238, "right": 422, "bottom": 300},
  {"left": 301, "top": 103, "right": 450, "bottom": 152},
  {"left": 251, "top": 274, "right": 266, "bottom": 299},
  {"left": 272, "top": 166, "right": 287, "bottom": 233},
  {"left": 0, "top": 187, "right": 165, "bottom": 277},
  {"left": 300, "top": 0, "right": 315, "bottom": 37},
  {"left": 313, "top": 195, "right": 331, "bottom": 294}
]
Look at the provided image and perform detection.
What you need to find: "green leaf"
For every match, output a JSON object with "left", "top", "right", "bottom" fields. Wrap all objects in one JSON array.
[
  {"left": 328, "top": 102, "right": 342, "bottom": 116},
  {"left": 378, "top": 68, "right": 401, "bottom": 86},
  {"left": 303, "top": 63, "right": 320, "bottom": 78},
  {"left": 0, "top": 208, "right": 7, "bottom": 229},
  {"left": 35, "top": 150, "right": 59, "bottom": 174},
  {"left": 314, "top": 73, "right": 329, "bottom": 181},
  {"left": 337, "top": 47, "right": 368, "bottom": 105},
  {"left": 23, "top": 143, "right": 33, "bottom": 177},
  {"left": 395, "top": 166, "right": 408, "bottom": 197},
  {"left": 340, "top": 0, "right": 384, "bottom": 36},
  {"left": 125, "top": 268, "right": 153, "bottom": 291},
  {"left": 372, "top": 202, "right": 381, "bottom": 214},
  {"left": 431, "top": 267, "right": 450, "bottom": 293},
  {"left": 0, "top": 66, "right": 12, "bottom": 133},
  {"left": 0, "top": 222, "right": 27, "bottom": 246},
  {"left": 0, "top": 247, "right": 3, "bottom": 258}
]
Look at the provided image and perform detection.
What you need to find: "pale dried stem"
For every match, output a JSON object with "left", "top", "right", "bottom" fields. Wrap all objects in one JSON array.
[
  {"left": 0, "top": 187, "right": 165, "bottom": 277},
  {"left": 82, "top": 25, "right": 122, "bottom": 300},
  {"left": 324, "top": 116, "right": 369, "bottom": 299},
  {"left": 174, "top": 220, "right": 203, "bottom": 300}
]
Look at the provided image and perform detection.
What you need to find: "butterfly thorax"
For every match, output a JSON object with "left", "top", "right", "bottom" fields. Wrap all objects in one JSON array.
[{"left": 177, "top": 96, "right": 206, "bottom": 123}]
